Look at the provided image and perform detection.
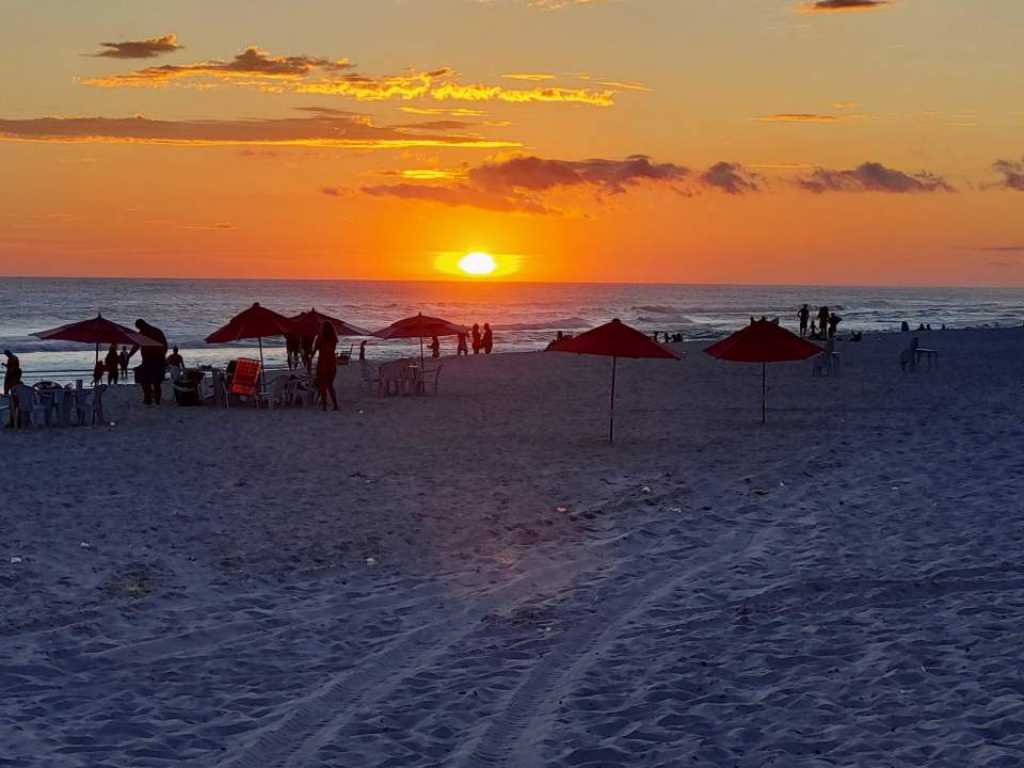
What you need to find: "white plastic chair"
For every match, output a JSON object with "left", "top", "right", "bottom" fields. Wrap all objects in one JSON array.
[
  {"left": 900, "top": 338, "right": 920, "bottom": 373},
  {"left": 12, "top": 384, "right": 47, "bottom": 428}
]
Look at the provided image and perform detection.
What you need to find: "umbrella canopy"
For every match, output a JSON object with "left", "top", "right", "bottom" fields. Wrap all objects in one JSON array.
[
  {"left": 547, "top": 318, "right": 681, "bottom": 443},
  {"left": 33, "top": 314, "right": 160, "bottom": 364},
  {"left": 704, "top": 319, "right": 822, "bottom": 363},
  {"left": 704, "top": 319, "right": 822, "bottom": 423},
  {"left": 205, "top": 303, "right": 295, "bottom": 344},
  {"left": 289, "top": 308, "right": 370, "bottom": 338},
  {"left": 373, "top": 313, "right": 466, "bottom": 340},
  {"left": 550, "top": 318, "right": 680, "bottom": 360}
]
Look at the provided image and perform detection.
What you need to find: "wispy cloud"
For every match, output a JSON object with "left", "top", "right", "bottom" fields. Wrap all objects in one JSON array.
[
  {"left": 797, "top": 162, "right": 954, "bottom": 193},
  {"left": 362, "top": 154, "right": 758, "bottom": 213},
  {"left": 502, "top": 73, "right": 557, "bottom": 81},
  {"left": 84, "top": 46, "right": 353, "bottom": 86},
  {"left": 758, "top": 113, "right": 862, "bottom": 123},
  {"left": 90, "top": 34, "right": 183, "bottom": 59},
  {"left": 0, "top": 112, "right": 519, "bottom": 150},
  {"left": 83, "top": 46, "right": 621, "bottom": 106},
  {"left": 989, "top": 156, "right": 1024, "bottom": 191},
  {"left": 799, "top": 0, "right": 891, "bottom": 12}
]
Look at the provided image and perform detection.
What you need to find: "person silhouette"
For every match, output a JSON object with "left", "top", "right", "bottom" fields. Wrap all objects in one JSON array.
[
  {"left": 430, "top": 336, "right": 440, "bottom": 358},
  {"left": 312, "top": 320, "right": 338, "bottom": 411},
  {"left": 471, "top": 323, "right": 481, "bottom": 354},
  {"left": 130, "top": 319, "right": 168, "bottom": 405},
  {"left": 817, "top": 306, "right": 830, "bottom": 337},
  {"left": 482, "top": 323, "right": 493, "bottom": 354},
  {"left": 2, "top": 350, "right": 21, "bottom": 395},
  {"left": 456, "top": 331, "right": 468, "bottom": 356},
  {"left": 798, "top": 304, "right": 810, "bottom": 336},
  {"left": 105, "top": 344, "right": 120, "bottom": 385}
]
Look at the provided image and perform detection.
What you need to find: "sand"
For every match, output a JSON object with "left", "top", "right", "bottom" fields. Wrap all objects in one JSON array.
[{"left": 3, "top": 327, "right": 1024, "bottom": 767}]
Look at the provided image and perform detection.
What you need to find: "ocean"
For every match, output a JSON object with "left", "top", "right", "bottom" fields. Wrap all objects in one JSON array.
[{"left": 1, "top": 277, "right": 1021, "bottom": 382}]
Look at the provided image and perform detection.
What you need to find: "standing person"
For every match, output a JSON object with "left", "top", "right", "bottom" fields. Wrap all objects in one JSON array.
[
  {"left": 312, "top": 320, "right": 338, "bottom": 411},
  {"left": 130, "top": 319, "right": 168, "bottom": 406},
  {"left": 300, "top": 334, "right": 315, "bottom": 373},
  {"left": 285, "top": 333, "right": 301, "bottom": 370},
  {"left": 798, "top": 304, "right": 810, "bottom": 337},
  {"left": 166, "top": 346, "right": 184, "bottom": 369},
  {"left": 118, "top": 346, "right": 130, "bottom": 380},
  {"left": 358, "top": 340, "right": 368, "bottom": 362},
  {"left": 828, "top": 312, "right": 842, "bottom": 339},
  {"left": 2, "top": 350, "right": 21, "bottom": 395},
  {"left": 104, "top": 344, "right": 120, "bottom": 385},
  {"left": 429, "top": 336, "right": 441, "bottom": 358},
  {"left": 471, "top": 323, "right": 482, "bottom": 355},
  {"left": 482, "top": 323, "right": 493, "bottom": 354},
  {"left": 817, "top": 306, "right": 830, "bottom": 338},
  {"left": 456, "top": 330, "right": 468, "bottom": 356}
]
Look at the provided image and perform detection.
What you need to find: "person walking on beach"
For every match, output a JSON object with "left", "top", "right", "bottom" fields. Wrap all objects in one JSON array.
[
  {"left": 312, "top": 320, "right": 338, "bottom": 411},
  {"left": 482, "top": 323, "right": 493, "bottom": 354},
  {"left": 798, "top": 304, "right": 810, "bottom": 336},
  {"left": 105, "top": 344, "right": 120, "bottom": 385},
  {"left": 430, "top": 336, "right": 441, "bottom": 359},
  {"left": 471, "top": 323, "right": 481, "bottom": 354},
  {"left": 130, "top": 319, "right": 168, "bottom": 406},
  {"left": 456, "top": 330, "right": 468, "bottom": 356},
  {"left": 2, "top": 350, "right": 21, "bottom": 395}
]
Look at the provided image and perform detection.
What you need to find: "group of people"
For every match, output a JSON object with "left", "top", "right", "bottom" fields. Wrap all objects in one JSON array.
[
  {"left": 653, "top": 331, "right": 684, "bottom": 343},
  {"left": 452, "top": 323, "right": 493, "bottom": 357},
  {"left": 797, "top": 304, "right": 842, "bottom": 340}
]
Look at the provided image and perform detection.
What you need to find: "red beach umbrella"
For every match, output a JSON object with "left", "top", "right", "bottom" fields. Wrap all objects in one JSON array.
[
  {"left": 547, "top": 318, "right": 681, "bottom": 443},
  {"left": 373, "top": 313, "right": 467, "bottom": 365},
  {"left": 33, "top": 313, "right": 160, "bottom": 364},
  {"left": 206, "top": 303, "right": 296, "bottom": 387},
  {"left": 704, "top": 319, "right": 822, "bottom": 423},
  {"left": 289, "top": 308, "right": 370, "bottom": 338}
]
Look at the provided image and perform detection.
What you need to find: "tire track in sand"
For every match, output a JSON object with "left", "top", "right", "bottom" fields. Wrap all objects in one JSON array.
[{"left": 454, "top": 523, "right": 776, "bottom": 768}]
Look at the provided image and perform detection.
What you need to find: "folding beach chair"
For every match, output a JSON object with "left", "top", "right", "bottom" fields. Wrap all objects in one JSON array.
[{"left": 228, "top": 357, "right": 261, "bottom": 401}]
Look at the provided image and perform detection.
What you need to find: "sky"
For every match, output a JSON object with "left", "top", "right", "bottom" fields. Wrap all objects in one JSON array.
[{"left": 1, "top": 0, "right": 1022, "bottom": 285}]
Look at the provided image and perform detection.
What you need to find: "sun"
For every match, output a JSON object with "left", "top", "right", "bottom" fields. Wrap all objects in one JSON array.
[{"left": 458, "top": 251, "right": 497, "bottom": 276}]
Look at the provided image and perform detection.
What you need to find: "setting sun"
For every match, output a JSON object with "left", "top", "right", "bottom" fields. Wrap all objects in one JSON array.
[{"left": 458, "top": 252, "right": 497, "bottom": 276}]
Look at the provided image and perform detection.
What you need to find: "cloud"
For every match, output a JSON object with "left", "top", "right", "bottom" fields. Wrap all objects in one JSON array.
[
  {"left": 362, "top": 154, "right": 756, "bottom": 213},
  {"left": 799, "top": 0, "right": 891, "bottom": 12},
  {"left": 502, "top": 73, "right": 557, "bottom": 81},
  {"left": 90, "top": 34, "right": 183, "bottom": 59},
  {"left": 83, "top": 46, "right": 621, "bottom": 106},
  {"left": 989, "top": 157, "right": 1024, "bottom": 191},
  {"left": 83, "top": 45, "right": 353, "bottom": 86},
  {"left": 468, "top": 155, "right": 688, "bottom": 194},
  {"left": 699, "top": 162, "right": 761, "bottom": 194},
  {"left": 0, "top": 112, "right": 519, "bottom": 150},
  {"left": 970, "top": 245, "right": 1024, "bottom": 252},
  {"left": 528, "top": 0, "right": 605, "bottom": 8},
  {"left": 758, "top": 113, "right": 852, "bottom": 123},
  {"left": 797, "top": 162, "right": 953, "bottom": 193}
]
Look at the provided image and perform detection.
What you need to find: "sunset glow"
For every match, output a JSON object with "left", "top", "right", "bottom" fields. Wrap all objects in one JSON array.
[{"left": 1, "top": 2, "right": 1022, "bottom": 285}]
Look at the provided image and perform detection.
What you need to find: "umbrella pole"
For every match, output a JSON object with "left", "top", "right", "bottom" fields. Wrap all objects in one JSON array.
[
  {"left": 94, "top": 342, "right": 99, "bottom": 366},
  {"left": 761, "top": 362, "right": 767, "bottom": 424},
  {"left": 258, "top": 337, "right": 267, "bottom": 399},
  {"left": 609, "top": 356, "right": 617, "bottom": 444}
]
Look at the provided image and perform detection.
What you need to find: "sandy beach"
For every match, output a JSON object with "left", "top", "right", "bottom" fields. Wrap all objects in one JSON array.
[{"left": 3, "top": 327, "right": 1024, "bottom": 767}]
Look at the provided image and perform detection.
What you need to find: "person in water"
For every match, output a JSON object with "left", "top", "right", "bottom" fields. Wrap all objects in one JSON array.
[
  {"left": 471, "top": 324, "right": 482, "bottom": 354},
  {"left": 130, "top": 319, "right": 169, "bottom": 405},
  {"left": 430, "top": 336, "right": 441, "bottom": 358},
  {"left": 166, "top": 346, "right": 184, "bottom": 369},
  {"left": 798, "top": 304, "right": 810, "bottom": 337},
  {"left": 105, "top": 344, "right": 120, "bottom": 385},
  {"left": 312, "top": 320, "right": 339, "bottom": 411},
  {"left": 2, "top": 350, "right": 21, "bottom": 395},
  {"left": 482, "top": 323, "right": 493, "bottom": 354}
]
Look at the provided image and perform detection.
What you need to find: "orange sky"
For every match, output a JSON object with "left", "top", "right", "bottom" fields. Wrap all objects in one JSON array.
[{"left": 1, "top": 0, "right": 1023, "bottom": 285}]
